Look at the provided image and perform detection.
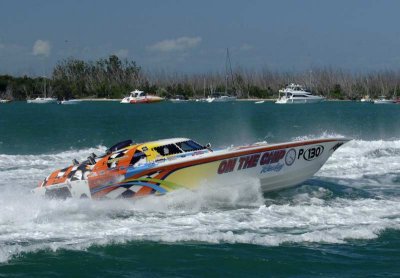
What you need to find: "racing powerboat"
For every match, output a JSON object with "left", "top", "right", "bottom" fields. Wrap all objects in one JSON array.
[
  {"left": 33, "top": 137, "right": 349, "bottom": 199},
  {"left": 121, "top": 90, "right": 164, "bottom": 104}
]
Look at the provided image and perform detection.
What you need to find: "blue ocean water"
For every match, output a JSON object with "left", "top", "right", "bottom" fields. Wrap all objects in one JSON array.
[{"left": 0, "top": 101, "right": 400, "bottom": 277}]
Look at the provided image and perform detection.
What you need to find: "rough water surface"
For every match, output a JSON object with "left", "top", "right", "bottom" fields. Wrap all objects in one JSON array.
[{"left": 0, "top": 101, "right": 399, "bottom": 277}]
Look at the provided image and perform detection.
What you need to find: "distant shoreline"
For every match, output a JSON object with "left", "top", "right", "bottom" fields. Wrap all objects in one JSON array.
[{"left": 9, "top": 98, "right": 359, "bottom": 102}]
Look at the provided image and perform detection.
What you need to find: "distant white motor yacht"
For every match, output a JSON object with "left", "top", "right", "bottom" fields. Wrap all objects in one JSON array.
[
  {"left": 27, "top": 97, "right": 57, "bottom": 104},
  {"left": 360, "top": 95, "right": 373, "bottom": 102},
  {"left": 214, "top": 95, "right": 237, "bottom": 102},
  {"left": 206, "top": 93, "right": 236, "bottom": 103},
  {"left": 275, "top": 84, "right": 325, "bottom": 104}
]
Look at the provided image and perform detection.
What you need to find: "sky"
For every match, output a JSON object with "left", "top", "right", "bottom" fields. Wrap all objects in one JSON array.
[{"left": 1, "top": 0, "right": 400, "bottom": 76}]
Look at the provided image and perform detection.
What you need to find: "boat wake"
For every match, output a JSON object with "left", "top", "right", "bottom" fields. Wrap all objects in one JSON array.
[{"left": 1, "top": 139, "right": 400, "bottom": 263}]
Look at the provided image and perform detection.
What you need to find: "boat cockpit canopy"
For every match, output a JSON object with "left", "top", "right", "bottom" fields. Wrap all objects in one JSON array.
[
  {"left": 153, "top": 140, "right": 207, "bottom": 156},
  {"left": 130, "top": 90, "right": 146, "bottom": 98}
]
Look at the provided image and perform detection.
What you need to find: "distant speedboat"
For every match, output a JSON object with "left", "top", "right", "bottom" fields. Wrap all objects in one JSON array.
[
  {"left": 255, "top": 100, "right": 265, "bottom": 104},
  {"left": 121, "top": 89, "right": 164, "bottom": 104},
  {"left": 0, "top": 99, "right": 12, "bottom": 103},
  {"left": 207, "top": 93, "right": 236, "bottom": 103},
  {"left": 360, "top": 95, "right": 373, "bottom": 102},
  {"left": 27, "top": 97, "right": 57, "bottom": 104},
  {"left": 214, "top": 95, "right": 237, "bottom": 102},
  {"left": 60, "top": 99, "right": 81, "bottom": 105},
  {"left": 373, "top": 96, "right": 394, "bottom": 104},
  {"left": 276, "top": 84, "right": 325, "bottom": 104},
  {"left": 206, "top": 96, "right": 215, "bottom": 103},
  {"left": 170, "top": 95, "right": 189, "bottom": 103}
]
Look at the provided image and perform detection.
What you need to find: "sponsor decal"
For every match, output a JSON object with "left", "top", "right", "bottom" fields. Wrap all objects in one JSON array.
[
  {"left": 218, "top": 158, "right": 237, "bottom": 174},
  {"left": 298, "top": 145, "right": 324, "bottom": 161},
  {"left": 260, "top": 150, "right": 286, "bottom": 165},
  {"left": 260, "top": 163, "right": 284, "bottom": 173},
  {"left": 285, "top": 148, "right": 296, "bottom": 166},
  {"left": 238, "top": 154, "right": 261, "bottom": 170},
  {"left": 217, "top": 149, "right": 286, "bottom": 175},
  {"left": 331, "top": 142, "right": 344, "bottom": 152}
]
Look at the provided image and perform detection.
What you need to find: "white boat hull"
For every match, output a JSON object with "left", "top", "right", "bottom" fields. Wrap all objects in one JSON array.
[
  {"left": 276, "top": 97, "right": 325, "bottom": 104},
  {"left": 170, "top": 99, "right": 189, "bottom": 103},
  {"left": 213, "top": 96, "right": 237, "bottom": 102},
  {"left": 60, "top": 100, "right": 81, "bottom": 104},
  {"left": 120, "top": 97, "right": 131, "bottom": 103},
  {"left": 373, "top": 100, "right": 394, "bottom": 104},
  {"left": 203, "top": 139, "right": 346, "bottom": 192},
  {"left": 27, "top": 98, "right": 57, "bottom": 104}
]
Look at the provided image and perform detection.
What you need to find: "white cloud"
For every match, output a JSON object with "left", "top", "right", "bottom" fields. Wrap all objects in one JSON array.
[
  {"left": 113, "top": 49, "right": 129, "bottom": 58},
  {"left": 148, "top": 36, "right": 202, "bottom": 52},
  {"left": 32, "top": 40, "right": 51, "bottom": 56}
]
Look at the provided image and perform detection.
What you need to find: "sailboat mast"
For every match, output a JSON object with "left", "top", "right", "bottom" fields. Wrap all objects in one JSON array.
[
  {"left": 44, "top": 77, "right": 47, "bottom": 98},
  {"left": 225, "top": 72, "right": 228, "bottom": 95},
  {"left": 203, "top": 77, "right": 206, "bottom": 98},
  {"left": 225, "top": 48, "right": 228, "bottom": 95},
  {"left": 225, "top": 48, "right": 234, "bottom": 96}
]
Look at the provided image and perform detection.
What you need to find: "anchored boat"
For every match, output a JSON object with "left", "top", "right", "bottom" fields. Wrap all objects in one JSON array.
[
  {"left": 373, "top": 96, "right": 395, "bottom": 104},
  {"left": 121, "top": 90, "right": 164, "bottom": 104},
  {"left": 276, "top": 84, "right": 325, "bottom": 104},
  {"left": 33, "top": 137, "right": 349, "bottom": 199},
  {"left": 27, "top": 97, "right": 57, "bottom": 104},
  {"left": 59, "top": 99, "right": 81, "bottom": 105}
]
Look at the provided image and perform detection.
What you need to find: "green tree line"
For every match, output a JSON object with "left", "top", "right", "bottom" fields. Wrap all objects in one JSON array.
[{"left": 1, "top": 55, "right": 400, "bottom": 100}]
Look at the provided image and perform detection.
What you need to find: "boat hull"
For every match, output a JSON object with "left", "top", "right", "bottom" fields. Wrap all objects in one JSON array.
[
  {"left": 129, "top": 97, "right": 164, "bottom": 104},
  {"left": 60, "top": 100, "right": 80, "bottom": 104},
  {"left": 275, "top": 98, "right": 325, "bottom": 104},
  {"left": 27, "top": 98, "right": 57, "bottom": 104},
  {"left": 121, "top": 95, "right": 164, "bottom": 104},
  {"left": 159, "top": 138, "right": 346, "bottom": 193},
  {"left": 213, "top": 96, "right": 237, "bottom": 102},
  {"left": 33, "top": 138, "right": 348, "bottom": 199},
  {"left": 373, "top": 100, "right": 394, "bottom": 104}
]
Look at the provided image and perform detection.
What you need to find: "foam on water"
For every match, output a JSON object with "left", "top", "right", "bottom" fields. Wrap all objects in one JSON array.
[
  {"left": 317, "top": 139, "right": 400, "bottom": 195},
  {"left": 0, "top": 139, "right": 400, "bottom": 263}
]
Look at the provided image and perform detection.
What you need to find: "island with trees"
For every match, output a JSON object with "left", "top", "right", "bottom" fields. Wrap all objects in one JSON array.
[{"left": 1, "top": 55, "right": 399, "bottom": 101}]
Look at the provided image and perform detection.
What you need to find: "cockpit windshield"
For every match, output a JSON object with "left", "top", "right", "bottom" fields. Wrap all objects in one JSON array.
[
  {"left": 176, "top": 140, "right": 206, "bottom": 152},
  {"left": 130, "top": 150, "right": 147, "bottom": 166},
  {"left": 154, "top": 144, "right": 182, "bottom": 156}
]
